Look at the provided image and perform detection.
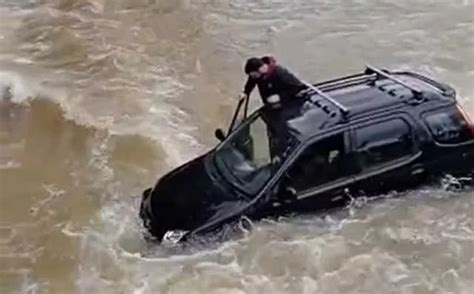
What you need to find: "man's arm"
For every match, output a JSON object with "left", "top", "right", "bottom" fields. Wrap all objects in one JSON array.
[
  {"left": 275, "top": 66, "right": 305, "bottom": 90},
  {"left": 243, "top": 77, "right": 256, "bottom": 96}
]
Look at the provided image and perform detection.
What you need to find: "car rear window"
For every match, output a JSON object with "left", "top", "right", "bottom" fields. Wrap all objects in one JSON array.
[{"left": 424, "top": 107, "right": 474, "bottom": 145}]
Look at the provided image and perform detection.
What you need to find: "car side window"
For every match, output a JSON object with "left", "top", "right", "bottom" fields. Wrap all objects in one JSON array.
[
  {"left": 355, "top": 118, "right": 414, "bottom": 169},
  {"left": 283, "top": 133, "right": 349, "bottom": 192}
]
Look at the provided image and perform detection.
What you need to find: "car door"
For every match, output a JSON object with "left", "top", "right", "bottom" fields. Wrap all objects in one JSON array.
[
  {"left": 276, "top": 129, "right": 358, "bottom": 212},
  {"left": 349, "top": 114, "right": 422, "bottom": 196}
]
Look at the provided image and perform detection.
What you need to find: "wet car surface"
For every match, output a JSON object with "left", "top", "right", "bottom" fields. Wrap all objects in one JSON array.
[{"left": 140, "top": 66, "right": 474, "bottom": 244}]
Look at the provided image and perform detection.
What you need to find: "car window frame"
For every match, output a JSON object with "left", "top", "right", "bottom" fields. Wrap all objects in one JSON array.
[
  {"left": 216, "top": 110, "right": 261, "bottom": 151},
  {"left": 349, "top": 113, "right": 420, "bottom": 175},
  {"left": 277, "top": 127, "right": 355, "bottom": 200},
  {"left": 212, "top": 111, "right": 277, "bottom": 197}
]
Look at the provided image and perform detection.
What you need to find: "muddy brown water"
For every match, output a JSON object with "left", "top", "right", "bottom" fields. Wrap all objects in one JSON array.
[{"left": 0, "top": 0, "right": 473, "bottom": 293}]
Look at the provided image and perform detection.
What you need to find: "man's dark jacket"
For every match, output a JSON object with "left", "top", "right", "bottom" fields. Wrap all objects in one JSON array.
[{"left": 243, "top": 64, "right": 306, "bottom": 103}]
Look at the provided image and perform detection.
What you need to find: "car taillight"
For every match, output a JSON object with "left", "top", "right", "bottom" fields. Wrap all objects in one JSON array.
[{"left": 456, "top": 103, "right": 474, "bottom": 136}]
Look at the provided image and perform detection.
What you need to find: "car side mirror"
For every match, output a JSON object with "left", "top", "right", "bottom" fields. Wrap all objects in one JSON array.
[{"left": 215, "top": 128, "right": 226, "bottom": 141}]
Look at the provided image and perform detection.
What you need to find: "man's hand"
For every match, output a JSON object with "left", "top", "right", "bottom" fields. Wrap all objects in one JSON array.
[{"left": 296, "top": 87, "right": 311, "bottom": 98}]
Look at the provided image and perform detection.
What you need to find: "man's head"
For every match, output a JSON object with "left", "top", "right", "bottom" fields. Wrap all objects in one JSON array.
[{"left": 244, "top": 57, "right": 270, "bottom": 79}]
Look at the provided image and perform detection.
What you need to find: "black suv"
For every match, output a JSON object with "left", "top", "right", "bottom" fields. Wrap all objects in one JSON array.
[{"left": 139, "top": 66, "right": 474, "bottom": 244}]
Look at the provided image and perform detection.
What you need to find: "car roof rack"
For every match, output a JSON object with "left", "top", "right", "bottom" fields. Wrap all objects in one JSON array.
[
  {"left": 301, "top": 80, "right": 350, "bottom": 117},
  {"left": 365, "top": 65, "right": 423, "bottom": 99}
]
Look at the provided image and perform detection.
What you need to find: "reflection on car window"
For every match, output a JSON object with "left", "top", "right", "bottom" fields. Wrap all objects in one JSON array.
[
  {"left": 424, "top": 108, "right": 473, "bottom": 145},
  {"left": 356, "top": 118, "right": 414, "bottom": 169},
  {"left": 284, "top": 133, "right": 348, "bottom": 192},
  {"left": 214, "top": 113, "right": 297, "bottom": 195}
]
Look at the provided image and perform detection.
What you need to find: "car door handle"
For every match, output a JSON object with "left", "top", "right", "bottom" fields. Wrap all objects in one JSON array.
[
  {"left": 331, "top": 187, "right": 352, "bottom": 202},
  {"left": 411, "top": 166, "right": 425, "bottom": 175}
]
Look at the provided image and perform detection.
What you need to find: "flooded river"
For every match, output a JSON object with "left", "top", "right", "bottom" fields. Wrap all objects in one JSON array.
[{"left": 0, "top": 0, "right": 473, "bottom": 293}]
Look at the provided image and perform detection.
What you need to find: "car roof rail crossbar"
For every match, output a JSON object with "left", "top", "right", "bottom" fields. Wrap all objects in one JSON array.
[
  {"left": 315, "top": 72, "right": 369, "bottom": 88},
  {"left": 301, "top": 80, "right": 350, "bottom": 117},
  {"left": 365, "top": 65, "right": 423, "bottom": 99}
]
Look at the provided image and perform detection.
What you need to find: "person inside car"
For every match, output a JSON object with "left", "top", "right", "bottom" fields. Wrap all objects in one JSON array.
[{"left": 240, "top": 56, "right": 306, "bottom": 106}]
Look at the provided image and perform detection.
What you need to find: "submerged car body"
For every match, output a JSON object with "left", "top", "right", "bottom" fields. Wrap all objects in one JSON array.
[{"left": 140, "top": 66, "right": 474, "bottom": 243}]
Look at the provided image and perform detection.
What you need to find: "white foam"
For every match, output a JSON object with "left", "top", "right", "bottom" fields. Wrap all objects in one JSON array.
[{"left": 0, "top": 71, "right": 35, "bottom": 104}]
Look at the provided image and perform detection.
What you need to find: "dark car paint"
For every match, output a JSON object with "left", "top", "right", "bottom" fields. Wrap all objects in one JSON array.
[
  {"left": 345, "top": 112, "right": 421, "bottom": 194},
  {"left": 140, "top": 152, "right": 253, "bottom": 240},
  {"left": 139, "top": 69, "right": 474, "bottom": 243}
]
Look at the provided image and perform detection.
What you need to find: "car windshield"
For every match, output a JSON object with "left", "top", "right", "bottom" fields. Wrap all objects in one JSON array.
[{"left": 214, "top": 112, "right": 297, "bottom": 196}]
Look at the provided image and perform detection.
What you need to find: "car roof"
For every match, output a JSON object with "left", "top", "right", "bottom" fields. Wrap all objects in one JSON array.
[{"left": 266, "top": 68, "right": 456, "bottom": 141}]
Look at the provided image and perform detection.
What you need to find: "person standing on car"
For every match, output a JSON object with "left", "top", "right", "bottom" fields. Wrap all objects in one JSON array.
[{"left": 240, "top": 56, "right": 306, "bottom": 105}]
